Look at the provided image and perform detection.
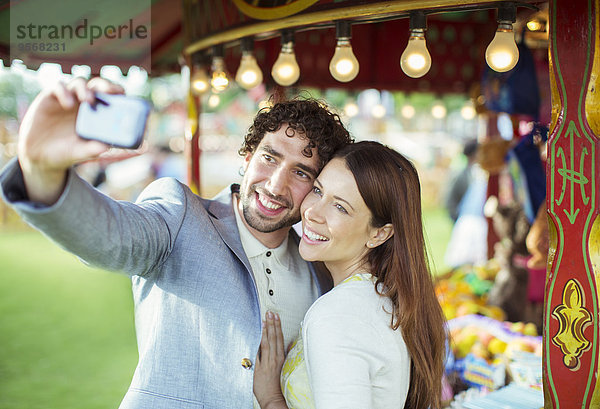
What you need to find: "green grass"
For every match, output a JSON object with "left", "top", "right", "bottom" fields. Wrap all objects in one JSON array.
[
  {"left": 0, "top": 228, "right": 137, "bottom": 409},
  {"left": 423, "top": 206, "right": 454, "bottom": 276}
]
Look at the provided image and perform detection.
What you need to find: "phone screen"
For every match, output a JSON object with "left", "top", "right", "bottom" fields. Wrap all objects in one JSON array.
[{"left": 76, "top": 93, "right": 151, "bottom": 149}]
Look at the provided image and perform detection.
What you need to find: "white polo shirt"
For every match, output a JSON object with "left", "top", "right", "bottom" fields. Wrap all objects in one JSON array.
[{"left": 233, "top": 196, "right": 319, "bottom": 351}]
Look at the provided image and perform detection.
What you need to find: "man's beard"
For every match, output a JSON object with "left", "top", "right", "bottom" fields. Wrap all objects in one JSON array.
[{"left": 239, "top": 183, "right": 300, "bottom": 233}]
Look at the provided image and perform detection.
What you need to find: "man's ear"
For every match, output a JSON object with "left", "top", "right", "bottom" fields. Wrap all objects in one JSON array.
[
  {"left": 367, "top": 223, "right": 394, "bottom": 249},
  {"left": 243, "top": 152, "right": 253, "bottom": 172}
]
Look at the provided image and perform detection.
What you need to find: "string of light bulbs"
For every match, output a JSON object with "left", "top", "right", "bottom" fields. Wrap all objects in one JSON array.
[{"left": 190, "top": 2, "right": 528, "bottom": 95}]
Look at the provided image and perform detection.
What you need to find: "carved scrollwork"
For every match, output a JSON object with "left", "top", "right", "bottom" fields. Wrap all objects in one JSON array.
[{"left": 551, "top": 279, "right": 593, "bottom": 370}]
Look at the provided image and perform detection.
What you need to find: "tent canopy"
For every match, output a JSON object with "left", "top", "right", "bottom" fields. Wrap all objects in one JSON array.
[{"left": 0, "top": 0, "right": 546, "bottom": 93}]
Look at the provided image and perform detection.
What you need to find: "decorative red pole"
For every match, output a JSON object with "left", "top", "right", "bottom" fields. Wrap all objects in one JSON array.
[
  {"left": 545, "top": 0, "right": 600, "bottom": 407},
  {"left": 181, "top": 5, "right": 202, "bottom": 195},
  {"left": 185, "top": 91, "right": 202, "bottom": 194}
]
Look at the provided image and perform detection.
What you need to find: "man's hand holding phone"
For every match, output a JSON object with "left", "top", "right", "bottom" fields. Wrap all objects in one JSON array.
[
  {"left": 76, "top": 92, "right": 150, "bottom": 149},
  {"left": 17, "top": 77, "right": 147, "bottom": 205}
]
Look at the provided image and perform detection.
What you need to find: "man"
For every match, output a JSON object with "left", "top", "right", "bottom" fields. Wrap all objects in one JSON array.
[{"left": 0, "top": 78, "right": 352, "bottom": 408}]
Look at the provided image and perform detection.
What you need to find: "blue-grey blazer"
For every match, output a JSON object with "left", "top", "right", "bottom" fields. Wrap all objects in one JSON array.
[{"left": 0, "top": 159, "right": 332, "bottom": 409}]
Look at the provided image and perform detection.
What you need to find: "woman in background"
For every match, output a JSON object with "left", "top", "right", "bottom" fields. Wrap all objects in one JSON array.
[{"left": 253, "top": 141, "right": 447, "bottom": 409}]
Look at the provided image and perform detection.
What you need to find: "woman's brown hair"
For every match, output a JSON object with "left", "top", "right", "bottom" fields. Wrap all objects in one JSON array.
[{"left": 333, "top": 141, "right": 447, "bottom": 409}]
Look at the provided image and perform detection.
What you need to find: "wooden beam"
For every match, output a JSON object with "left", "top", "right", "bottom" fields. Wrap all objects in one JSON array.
[{"left": 184, "top": 0, "right": 535, "bottom": 55}]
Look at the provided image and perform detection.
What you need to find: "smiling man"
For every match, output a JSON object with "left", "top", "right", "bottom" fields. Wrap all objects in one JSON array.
[
  {"left": 0, "top": 78, "right": 352, "bottom": 409},
  {"left": 239, "top": 126, "right": 318, "bottom": 244}
]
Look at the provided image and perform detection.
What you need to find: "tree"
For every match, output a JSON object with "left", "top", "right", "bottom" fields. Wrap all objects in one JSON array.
[{"left": 0, "top": 70, "right": 41, "bottom": 120}]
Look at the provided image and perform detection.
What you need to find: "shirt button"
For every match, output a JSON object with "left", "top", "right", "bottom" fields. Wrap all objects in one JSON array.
[
  {"left": 266, "top": 251, "right": 272, "bottom": 257},
  {"left": 269, "top": 289, "right": 274, "bottom": 296},
  {"left": 241, "top": 358, "right": 253, "bottom": 369},
  {"left": 266, "top": 268, "right": 271, "bottom": 274}
]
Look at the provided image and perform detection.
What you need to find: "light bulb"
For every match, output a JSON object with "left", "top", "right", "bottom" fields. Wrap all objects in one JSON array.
[
  {"left": 236, "top": 52, "right": 263, "bottom": 90},
  {"left": 210, "top": 56, "right": 230, "bottom": 93},
  {"left": 431, "top": 102, "right": 447, "bottom": 119},
  {"left": 371, "top": 104, "right": 386, "bottom": 118},
  {"left": 191, "top": 67, "right": 210, "bottom": 95},
  {"left": 526, "top": 19, "right": 545, "bottom": 32},
  {"left": 401, "top": 105, "right": 415, "bottom": 119},
  {"left": 208, "top": 94, "right": 220, "bottom": 108},
  {"left": 343, "top": 102, "right": 359, "bottom": 117},
  {"left": 400, "top": 30, "right": 431, "bottom": 78},
  {"left": 271, "top": 42, "right": 300, "bottom": 86},
  {"left": 485, "top": 23, "right": 519, "bottom": 72},
  {"left": 461, "top": 103, "right": 476, "bottom": 120},
  {"left": 329, "top": 39, "right": 359, "bottom": 82}
]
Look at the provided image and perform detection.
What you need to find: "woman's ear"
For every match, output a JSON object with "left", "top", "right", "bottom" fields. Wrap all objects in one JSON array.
[{"left": 367, "top": 223, "right": 394, "bottom": 248}]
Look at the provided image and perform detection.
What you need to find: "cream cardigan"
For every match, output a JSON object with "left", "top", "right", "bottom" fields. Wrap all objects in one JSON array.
[{"left": 281, "top": 274, "right": 411, "bottom": 409}]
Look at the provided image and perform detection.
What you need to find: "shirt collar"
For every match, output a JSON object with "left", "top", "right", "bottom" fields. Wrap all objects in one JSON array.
[{"left": 233, "top": 194, "right": 290, "bottom": 261}]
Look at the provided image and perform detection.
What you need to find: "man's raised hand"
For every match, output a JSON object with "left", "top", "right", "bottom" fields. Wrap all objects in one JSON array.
[{"left": 17, "top": 77, "right": 124, "bottom": 205}]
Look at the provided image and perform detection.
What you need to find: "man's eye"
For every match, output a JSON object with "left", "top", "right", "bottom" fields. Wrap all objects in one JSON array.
[
  {"left": 295, "top": 170, "right": 309, "bottom": 179},
  {"left": 263, "top": 154, "right": 275, "bottom": 163}
]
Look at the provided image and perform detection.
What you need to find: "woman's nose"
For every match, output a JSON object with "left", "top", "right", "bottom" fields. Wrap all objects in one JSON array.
[{"left": 303, "top": 200, "right": 325, "bottom": 223}]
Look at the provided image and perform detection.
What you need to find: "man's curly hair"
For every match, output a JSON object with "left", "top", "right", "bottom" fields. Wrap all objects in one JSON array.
[{"left": 239, "top": 98, "right": 353, "bottom": 170}]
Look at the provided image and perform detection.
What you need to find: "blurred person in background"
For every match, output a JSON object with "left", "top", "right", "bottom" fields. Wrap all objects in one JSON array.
[
  {"left": 444, "top": 139, "right": 478, "bottom": 223},
  {"left": 443, "top": 139, "right": 488, "bottom": 268}
]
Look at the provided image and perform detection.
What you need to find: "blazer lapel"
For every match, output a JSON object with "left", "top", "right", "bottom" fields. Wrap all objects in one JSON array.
[{"left": 207, "top": 185, "right": 253, "bottom": 276}]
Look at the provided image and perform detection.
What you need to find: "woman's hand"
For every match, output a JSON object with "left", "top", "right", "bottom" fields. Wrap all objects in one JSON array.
[{"left": 253, "top": 311, "right": 288, "bottom": 409}]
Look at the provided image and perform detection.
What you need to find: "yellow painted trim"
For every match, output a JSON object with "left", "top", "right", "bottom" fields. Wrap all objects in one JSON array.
[
  {"left": 185, "top": 0, "right": 508, "bottom": 55},
  {"left": 586, "top": 3, "right": 600, "bottom": 408},
  {"left": 585, "top": 0, "right": 600, "bottom": 136},
  {"left": 549, "top": 55, "right": 560, "bottom": 134},
  {"left": 232, "top": 0, "right": 320, "bottom": 20}
]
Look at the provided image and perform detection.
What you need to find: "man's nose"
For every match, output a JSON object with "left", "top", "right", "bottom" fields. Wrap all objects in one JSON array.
[{"left": 265, "top": 167, "right": 288, "bottom": 196}]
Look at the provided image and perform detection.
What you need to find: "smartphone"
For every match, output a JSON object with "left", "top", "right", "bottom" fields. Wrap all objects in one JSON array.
[{"left": 76, "top": 92, "right": 151, "bottom": 149}]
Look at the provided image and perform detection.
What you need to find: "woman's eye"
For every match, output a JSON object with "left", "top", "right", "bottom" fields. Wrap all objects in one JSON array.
[
  {"left": 335, "top": 203, "right": 348, "bottom": 214},
  {"left": 312, "top": 186, "right": 322, "bottom": 195}
]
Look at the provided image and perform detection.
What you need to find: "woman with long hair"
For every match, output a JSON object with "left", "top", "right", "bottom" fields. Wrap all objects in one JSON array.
[{"left": 253, "top": 141, "right": 447, "bottom": 409}]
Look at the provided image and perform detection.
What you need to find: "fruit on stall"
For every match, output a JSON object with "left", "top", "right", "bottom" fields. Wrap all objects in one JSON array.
[
  {"left": 504, "top": 338, "right": 536, "bottom": 358},
  {"left": 523, "top": 322, "right": 538, "bottom": 336},
  {"left": 488, "top": 338, "right": 507, "bottom": 355},
  {"left": 449, "top": 317, "right": 541, "bottom": 364},
  {"left": 436, "top": 260, "right": 505, "bottom": 322}
]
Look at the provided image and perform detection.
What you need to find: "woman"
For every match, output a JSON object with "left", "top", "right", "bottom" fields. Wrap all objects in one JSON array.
[{"left": 253, "top": 141, "right": 447, "bottom": 409}]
